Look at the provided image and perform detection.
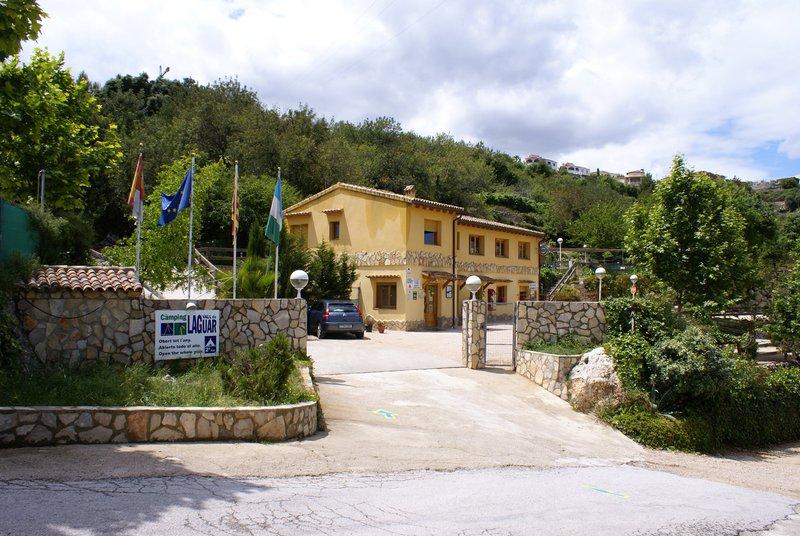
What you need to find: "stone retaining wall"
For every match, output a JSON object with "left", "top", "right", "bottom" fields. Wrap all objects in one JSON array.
[
  {"left": 515, "top": 301, "right": 605, "bottom": 350},
  {"left": 17, "top": 295, "right": 306, "bottom": 366},
  {"left": 516, "top": 349, "right": 581, "bottom": 400},
  {"left": 0, "top": 402, "right": 317, "bottom": 447}
]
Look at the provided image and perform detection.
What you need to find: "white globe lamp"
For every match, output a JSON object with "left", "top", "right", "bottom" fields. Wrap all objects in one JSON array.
[
  {"left": 290, "top": 269, "right": 309, "bottom": 298},
  {"left": 465, "top": 275, "right": 482, "bottom": 300},
  {"left": 595, "top": 266, "right": 606, "bottom": 301}
]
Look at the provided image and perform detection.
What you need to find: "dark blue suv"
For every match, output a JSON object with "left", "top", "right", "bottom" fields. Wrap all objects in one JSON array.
[{"left": 308, "top": 300, "right": 365, "bottom": 339}]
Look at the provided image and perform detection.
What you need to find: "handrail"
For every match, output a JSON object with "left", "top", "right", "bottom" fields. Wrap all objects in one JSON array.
[
  {"left": 546, "top": 262, "right": 578, "bottom": 300},
  {"left": 193, "top": 247, "right": 222, "bottom": 275}
]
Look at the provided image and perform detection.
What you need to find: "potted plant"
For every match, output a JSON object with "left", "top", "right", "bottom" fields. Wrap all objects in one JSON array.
[
  {"left": 376, "top": 320, "right": 386, "bottom": 334},
  {"left": 364, "top": 314, "right": 375, "bottom": 332}
]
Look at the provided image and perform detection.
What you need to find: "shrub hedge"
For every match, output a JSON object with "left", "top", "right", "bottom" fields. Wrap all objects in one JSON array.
[{"left": 604, "top": 329, "right": 800, "bottom": 452}]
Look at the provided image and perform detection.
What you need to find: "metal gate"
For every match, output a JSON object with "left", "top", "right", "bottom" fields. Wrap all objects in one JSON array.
[{"left": 484, "top": 320, "right": 515, "bottom": 367}]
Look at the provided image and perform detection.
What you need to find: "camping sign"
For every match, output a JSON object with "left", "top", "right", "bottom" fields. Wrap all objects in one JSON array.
[{"left": 155, "top": 310, "right": 220, "bottom": 361}]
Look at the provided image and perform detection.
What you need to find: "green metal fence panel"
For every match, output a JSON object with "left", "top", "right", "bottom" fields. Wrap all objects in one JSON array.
[{"left": 0, "top": 199, "right": 38, "bottom": 263}]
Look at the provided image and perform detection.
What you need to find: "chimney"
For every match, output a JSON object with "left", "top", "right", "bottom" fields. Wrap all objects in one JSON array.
[{"left": 403, "top": 185, "right": 416, "bottom": 198}]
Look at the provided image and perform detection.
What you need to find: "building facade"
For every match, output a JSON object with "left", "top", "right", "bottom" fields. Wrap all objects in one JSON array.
[
  {"left": 524, "top": 154, "right": 558, "bottom": 170},
  {"left": 285, "top": 183, "right": 543, "bottom": 330},
  {"left": 560, "top": 162, "right": 591, "bottom": 176}
]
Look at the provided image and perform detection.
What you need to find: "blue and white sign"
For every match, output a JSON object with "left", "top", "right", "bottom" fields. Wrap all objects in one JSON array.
[{"left": 155, "top": 310, "right": 220, "bottom": 361}]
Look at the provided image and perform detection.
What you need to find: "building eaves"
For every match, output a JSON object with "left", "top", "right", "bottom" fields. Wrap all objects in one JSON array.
[{"left": 459, "top": 216, "right": 545, "bottom": 238}]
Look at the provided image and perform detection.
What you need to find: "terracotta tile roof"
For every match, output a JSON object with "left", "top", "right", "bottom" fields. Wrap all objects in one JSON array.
[
  {"left": 285, "top": 183, "right": 464, "bottom": 214},
  {"left": 27, "top": 265, "right": 142, "bottom": 294},
  {"left": 459, "top": 216, "right": 545, "bottom": 237}
]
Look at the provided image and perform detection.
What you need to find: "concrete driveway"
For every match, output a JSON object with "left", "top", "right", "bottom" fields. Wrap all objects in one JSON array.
[{"left": 308, "top": 328, "right": 643, "bottom": 472}]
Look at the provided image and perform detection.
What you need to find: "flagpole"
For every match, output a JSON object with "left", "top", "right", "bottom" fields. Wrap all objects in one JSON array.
[
  {"left": 187, "top": 155, "right": 195, "bottom": 301},
  {"left": 232, "top": 161, "right": 239, "bottom": 300},
  {"left": 274, "top": 167, "right": 280, "bottom": 299},
  {"left": 135, "top": 144, "right": 143, "bottom": 278}
]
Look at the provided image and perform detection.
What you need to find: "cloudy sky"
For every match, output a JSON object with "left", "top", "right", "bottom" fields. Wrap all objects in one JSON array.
[{"left": 23, "top": 0, "right": 800, "bottom": 180}]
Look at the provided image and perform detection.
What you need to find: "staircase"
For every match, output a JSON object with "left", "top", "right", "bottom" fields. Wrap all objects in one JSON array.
[{"left": 546, "top": 262, "right": 578, "bottom": 300}]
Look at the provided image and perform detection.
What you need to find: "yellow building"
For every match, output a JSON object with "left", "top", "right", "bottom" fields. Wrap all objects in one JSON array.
[{"left": 285, "top": 183, "right": 544, "bottom": 330}]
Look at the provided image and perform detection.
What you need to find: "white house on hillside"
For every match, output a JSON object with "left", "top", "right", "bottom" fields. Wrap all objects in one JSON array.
[
  {"left": 560, "top": 162, "right": 591, "bottom": 176},
  {"left": 524, "top": 154, "right": 558, "bottom": 170},
  {"left": 624, "top": 169, "right": 647, "bottom": 187}
]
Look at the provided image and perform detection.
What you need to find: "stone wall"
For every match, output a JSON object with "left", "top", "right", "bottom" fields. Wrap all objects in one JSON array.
[
  {"left": 17, "top": 294, "right": 306, "bottom": 366},
  {"left": 462, "top": 300, "right": 486, "bottom": 369},
  {"left": 515, "top": 301, "right": 605, "bottom": 350},
  {"left": 516, "top": 349, "right": 581, "bottom": 400},
  {"left": 0, "top": 402, "right": 317, "bottom": 447}
]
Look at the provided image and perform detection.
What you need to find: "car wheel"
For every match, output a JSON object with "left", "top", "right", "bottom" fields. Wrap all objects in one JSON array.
[
  {"left": 316, "top": 323, "right": 325, "bottom": 339},
  {"left": 355, "top": 331, "right": 364, "bottom": 339}
]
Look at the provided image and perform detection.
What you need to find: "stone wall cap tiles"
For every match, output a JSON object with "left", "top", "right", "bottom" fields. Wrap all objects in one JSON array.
[{"left": 27, "top": 265, "right": 142, "bottom": 295}]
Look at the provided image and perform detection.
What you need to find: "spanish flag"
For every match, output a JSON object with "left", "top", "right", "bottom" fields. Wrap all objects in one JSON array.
[{"left": 127, "top": 152, "right": 145, "bottom": 221}]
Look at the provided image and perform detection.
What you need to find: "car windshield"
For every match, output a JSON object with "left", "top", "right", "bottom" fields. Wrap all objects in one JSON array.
[{"left": 328, "top": 303, "right": 357, "bottom": 312}]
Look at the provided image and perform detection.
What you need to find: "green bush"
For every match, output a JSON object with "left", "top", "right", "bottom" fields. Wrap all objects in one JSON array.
[
  {"left": 0, "top": 309, "right": 24, "bottom": 373},
  {"left": 605, "top": 334, "right": 651, "bottom": 392},
  {"left": 0, "top": 254, "right": 39, "bottom": 373},
  {"left": 523, "top": 335, "right": 594, "bottom": 355},
  {"left": 552, "top": 284, "right": 581, "bottom": 301},
  {"left": 0, "top": 361, "right": 244, "bottom": 407},
  {"left": 597, "top": 393, "right": 717, "bottom": 452},
  {"left": 221, "top": 334, "right": 298, "bottom": 404},
  {"left": 26, "top": 204, "right": 93, "bottom": 265},
  {"left": 604, "top": 295, "right": 683, "bottom": 343},
  {"left": 605, "top": 328, "right": 800, "bottom": 452},
  {"left": 767, "top": 262, "right": 800, "bottom": 357},
  {"left": 705, "top": 361, "right": 800, "bottom": 448},
  {"left": 648, "top": 326, "right": 732, "bottom": 410},
  {"left": 539, "top": 266, "right": 559, "bottom": 293}
]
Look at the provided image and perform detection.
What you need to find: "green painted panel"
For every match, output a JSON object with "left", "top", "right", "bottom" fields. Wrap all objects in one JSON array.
[{"left": 0, "top": 199, "right": 38, "bottom": 263}]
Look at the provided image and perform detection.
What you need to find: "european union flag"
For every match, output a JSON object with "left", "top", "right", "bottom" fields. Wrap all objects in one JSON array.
[{"left": 158, "top": 167, "right": 193, "bottom": 226}]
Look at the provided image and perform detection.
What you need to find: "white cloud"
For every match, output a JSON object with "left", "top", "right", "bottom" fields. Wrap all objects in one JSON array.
[{"left": 24, "top": 0, "right": 800, "bottom": 180}]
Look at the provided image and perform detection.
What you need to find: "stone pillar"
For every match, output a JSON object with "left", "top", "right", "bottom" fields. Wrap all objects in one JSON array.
[{"left": 461, "top": 299, "right": 486, "bottom": 369}]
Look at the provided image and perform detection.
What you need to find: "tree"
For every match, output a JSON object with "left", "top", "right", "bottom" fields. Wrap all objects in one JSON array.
[
  {"left": 625, "top": 156, "right": 747, "bottom": 311},
  {"left": 0, "top": 0, "right": 46, "bottom": 61},
  {"left": 0, "top": 50, "right": 122, "bottom": 211},
  {"left": 304, "top": 242, "right": 357, "bottom": 304},
  {"left": 568, "top": 199, "right": 632, "bottom": 248},
  {"left": 767, "top": 259, "right": 800, "bottom": 358}
]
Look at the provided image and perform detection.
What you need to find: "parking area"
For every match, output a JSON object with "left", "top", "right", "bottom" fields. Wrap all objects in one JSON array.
[{"left": 309, "top": 328, "right": 463, "bottom": 375}]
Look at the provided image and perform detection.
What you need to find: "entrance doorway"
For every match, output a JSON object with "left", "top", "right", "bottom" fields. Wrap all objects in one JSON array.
[{"left": 424, "top": 283, "right": 438, "bottom": 328}]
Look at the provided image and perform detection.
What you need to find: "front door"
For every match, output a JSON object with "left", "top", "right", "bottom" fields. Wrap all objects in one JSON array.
[{"left": 424, "top": 283, "right": 438, "bottom": 328}]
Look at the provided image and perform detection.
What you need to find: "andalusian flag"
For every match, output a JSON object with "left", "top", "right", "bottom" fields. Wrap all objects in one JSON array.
[
  {"left": 265, "top": 171, "right": 282, "bottom": 245},
  {"left": 127, "top": 152, "right": 145, "bottom": 220}
]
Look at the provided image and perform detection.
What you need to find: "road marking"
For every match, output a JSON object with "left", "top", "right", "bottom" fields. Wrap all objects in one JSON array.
[
  {"left": 581, "top": 484, "right": 629, "bottom": 499},
  {"left": 373, "top": 408, "right": 398, "bottom": 420}
]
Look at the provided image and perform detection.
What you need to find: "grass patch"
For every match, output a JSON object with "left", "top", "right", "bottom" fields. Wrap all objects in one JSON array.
[
  {"left": 523, "top": 335, "right": 594, "bottom": 355},
  {"left": 0, "top": 335, "right": 316, "bottom": 407}
]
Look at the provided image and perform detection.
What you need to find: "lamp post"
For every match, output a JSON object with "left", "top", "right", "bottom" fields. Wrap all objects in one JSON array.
[
  {"left": 583, "top": 244, "right": 588, "bottom": 263},
  {"left": 595, "top": 266, "right": 606, "bottom": 301},
  {"left": 289, "top": 270, "right": 309, "bottom": 299},
  {"left": 465, "top": 275, "right": 482, "bottom": 301},
  {"left": 557, "top": 237, "right": 563, "bottom": 266},
  {"left": 629, "top": 273, "right": 638, "bottom": 333}
]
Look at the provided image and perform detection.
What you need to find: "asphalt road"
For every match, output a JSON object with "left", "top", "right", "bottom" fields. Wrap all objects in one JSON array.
[{"left": 0, "top": 466, "right": 796, "bottom": 535}]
